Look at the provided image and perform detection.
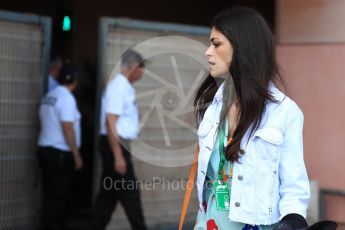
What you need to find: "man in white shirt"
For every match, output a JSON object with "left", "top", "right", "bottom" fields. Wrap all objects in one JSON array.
[
  {"left": 92, "top": 49, "right": 147, "bottom": 230},
  {"left": 47, "top": 58, "right": 62, "bottom": 92},
  {"left": 37, "top": 64, "right": 83, "bottom": 230}
]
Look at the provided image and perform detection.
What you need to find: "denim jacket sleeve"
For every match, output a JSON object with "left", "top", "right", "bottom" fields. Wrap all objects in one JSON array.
[{"left": 278, "top": 106, "right": 310, "bottom": 219}]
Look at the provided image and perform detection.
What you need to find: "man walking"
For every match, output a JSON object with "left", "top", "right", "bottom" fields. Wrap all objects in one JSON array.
[{"left": 92, "top": 49, "right": 147, "bottom": 230}]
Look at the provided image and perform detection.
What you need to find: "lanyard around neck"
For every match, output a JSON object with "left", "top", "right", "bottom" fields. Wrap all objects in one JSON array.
[{"left": 217, "top": 119, "right": 233, "bottom": 182}]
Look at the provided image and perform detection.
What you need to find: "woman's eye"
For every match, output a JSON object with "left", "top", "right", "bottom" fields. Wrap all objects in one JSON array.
[{"left": 213, "top": 43, "right": 220, "bottom": 48}]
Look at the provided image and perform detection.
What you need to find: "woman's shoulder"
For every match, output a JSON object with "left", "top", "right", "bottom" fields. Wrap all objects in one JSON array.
[
  {"left": 269, "top": 83, "right": 303, "bottom": 116},
  {"left": 263, "top": 83, "right": 304, "bottom": 130}
]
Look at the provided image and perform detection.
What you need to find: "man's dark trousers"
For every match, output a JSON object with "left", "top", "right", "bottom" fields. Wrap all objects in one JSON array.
[
  {"left": 37, "top": 146, "right": 74, "bottom": 230},
  {"left": 91, "top": 136, "right": 147, "bottom": 230}
]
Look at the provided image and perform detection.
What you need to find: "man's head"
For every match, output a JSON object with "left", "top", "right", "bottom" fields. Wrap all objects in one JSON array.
[
  {"left": 57, "top": 64, "right": 78, "bottom": 91},
  {"left": 120, "top": 49, "right": 145, "bottom": 83},
  {"left": 49, "top": 58, "right": 63, "bottom": 79}
]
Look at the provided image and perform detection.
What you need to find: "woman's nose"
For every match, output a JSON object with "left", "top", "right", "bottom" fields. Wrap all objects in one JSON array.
[{"left": 205, "top": 46, "right": 212, "bottom": 56}]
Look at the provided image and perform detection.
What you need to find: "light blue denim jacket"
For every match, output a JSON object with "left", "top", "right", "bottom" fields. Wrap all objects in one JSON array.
[{"left": 196, "top": 82, "right": 310, "bottom": 225}]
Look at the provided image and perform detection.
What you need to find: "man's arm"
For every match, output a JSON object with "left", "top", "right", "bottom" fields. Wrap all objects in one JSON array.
[
  {"left": 61, "top": 122, "right": 83, "bottom": 170},
  {"left": 106, "top": 114, "right": 126, "bottom": 175}
]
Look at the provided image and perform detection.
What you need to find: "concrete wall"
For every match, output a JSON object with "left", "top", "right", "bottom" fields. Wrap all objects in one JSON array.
[{"left": 276, "top": 0, "right": 345, "bottom": 223}]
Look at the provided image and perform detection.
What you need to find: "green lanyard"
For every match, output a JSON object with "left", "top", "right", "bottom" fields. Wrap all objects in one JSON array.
[
  {"left": 217, "top": 119, "right": 230, "bottom": 182},
  {"left": 218, "top": 119, "right": 233, "bottom": 181}
]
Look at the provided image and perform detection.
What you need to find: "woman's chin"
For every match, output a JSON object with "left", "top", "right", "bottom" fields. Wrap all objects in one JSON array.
[{"left": 209, "top": 69, "right": 219, "bottom": 78}]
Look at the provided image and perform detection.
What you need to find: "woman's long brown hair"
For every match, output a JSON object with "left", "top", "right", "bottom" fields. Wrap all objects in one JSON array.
[{"left": 194, "top": 7, "right": 285, "bottom": 162}]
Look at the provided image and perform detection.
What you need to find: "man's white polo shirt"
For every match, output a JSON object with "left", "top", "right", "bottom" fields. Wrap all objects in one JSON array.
[
  {"left": 99, "top": 73, "right": 139, "bottom": 140},
  {"left": 38, "top": 85, "right": 81, "bottom": 151}
]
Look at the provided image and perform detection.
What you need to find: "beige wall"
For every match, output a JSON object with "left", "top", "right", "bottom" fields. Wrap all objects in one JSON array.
[
  {"left": 276, "top": 0, "right": 345, "bottom": 223},
  {"left": 277, "top": 0, "right": 345, "bottom": 43}
]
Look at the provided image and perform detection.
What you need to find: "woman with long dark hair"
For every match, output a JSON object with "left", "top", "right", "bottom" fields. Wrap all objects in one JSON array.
[{"left": 193, "top": 7, "right": 310, "bottom": 229}]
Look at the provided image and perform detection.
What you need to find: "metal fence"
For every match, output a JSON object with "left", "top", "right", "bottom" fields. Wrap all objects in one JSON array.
[
  {"left": 0, "top": 10, "right": 51, "bottom": 229},
  {"left": 95, "top": 18, "right": 210, "bottom": 229}
]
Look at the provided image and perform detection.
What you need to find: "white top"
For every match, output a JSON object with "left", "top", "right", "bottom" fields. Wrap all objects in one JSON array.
[
  {"left": 196, "top": 82, "right": 310, "bottom": 225},
  {"left": 99, "top": 73, "right": 139, "bottom": 140},
  {"left": 48, "top": 75, "right": 59, "bottom": 92},
  {"left": 38, "top": 86, "right": 81, "bottom": 151}
]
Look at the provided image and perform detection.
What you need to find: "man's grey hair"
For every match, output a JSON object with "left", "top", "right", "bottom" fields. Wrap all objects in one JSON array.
[{"left": 121, "top": 49, "right": 145, "bottom": 68}]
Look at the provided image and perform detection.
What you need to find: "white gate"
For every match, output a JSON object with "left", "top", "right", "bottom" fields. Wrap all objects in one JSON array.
[{"left": 0, "top": 10, "right": 51, "bottom": 229}]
